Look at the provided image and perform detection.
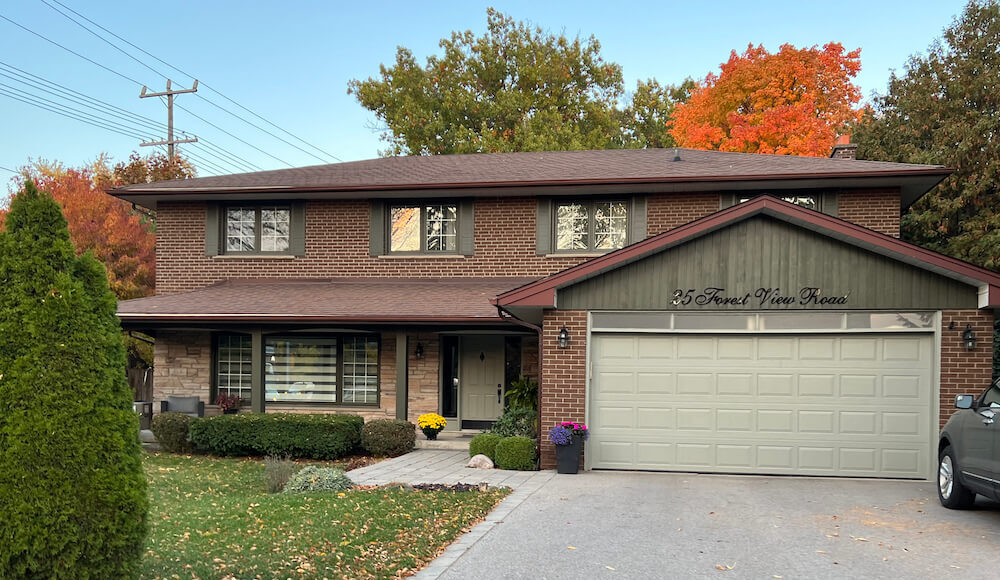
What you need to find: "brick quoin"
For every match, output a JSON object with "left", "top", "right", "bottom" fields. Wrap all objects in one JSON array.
[
  {"left": 539, "top": 309, "right": 588, "bottom": 470},
  {"left": 939, "top": 309, "right": 995, "bottom": 428}
]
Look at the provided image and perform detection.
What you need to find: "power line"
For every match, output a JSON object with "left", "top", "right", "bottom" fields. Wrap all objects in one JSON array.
[
  {"left": 0, "top": 13, "right": 144, "bottom": 87},
  {"left": 0, "top": 81, "right": 153, "bottom": 140},
  {"left": 192, "top": 140, "right": 261, "bottom": 173},
  {"left": 43, "top": 0, "right": 341, "bottom": 163},
  {"left": 0, "top": 166, "right": 19, "bottom": 175},
  {"left": 0, "top": 89, "right": 149, "bottom": 140},
  {"left": 0, "top": 60, "right": 263, "bottom": 172},
  {"left": 174, "top": 102, "right": 294, "bottom": 167}
]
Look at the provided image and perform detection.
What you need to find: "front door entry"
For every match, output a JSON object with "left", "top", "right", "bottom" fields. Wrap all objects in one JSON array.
[{"left": 460, "top": 336, "right": 504, "bottom": 428}]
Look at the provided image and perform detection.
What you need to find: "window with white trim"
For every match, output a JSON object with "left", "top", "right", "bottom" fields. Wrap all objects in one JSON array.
[
  {"left": 224, "top": 205, "right": 291, "bottom": 253},
  {"left": 555, "top": 200, "right": 628, "bottom": 252},
  {"left": 389, "top": 204, "right": 458, "bottom": 252}
]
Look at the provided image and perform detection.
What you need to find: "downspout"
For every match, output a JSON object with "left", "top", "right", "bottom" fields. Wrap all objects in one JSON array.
[{"left": 496, "top": 304, "right": 544, "bottom": 465}]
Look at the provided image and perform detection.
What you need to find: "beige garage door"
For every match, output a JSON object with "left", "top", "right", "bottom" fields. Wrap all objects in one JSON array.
[{"left": 589, "top": 333, "right": 933, "bottom": 478}]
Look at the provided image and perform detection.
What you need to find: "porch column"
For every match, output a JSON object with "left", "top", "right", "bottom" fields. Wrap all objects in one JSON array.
[
  {"left": 251, "top": 329, "right": 265, "bottom": 413},
  {"left": 395, "top": 332, "right": 408, "bottom": 420}
]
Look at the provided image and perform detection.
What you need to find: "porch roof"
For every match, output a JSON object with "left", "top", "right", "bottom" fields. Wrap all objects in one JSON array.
[{"left": 117, "top": 277, "right": 538, "bottom": 324}]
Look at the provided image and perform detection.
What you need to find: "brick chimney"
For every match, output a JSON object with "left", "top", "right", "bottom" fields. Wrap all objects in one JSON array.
[{"left": 830, "top": 134, "right": 858, "bottom": 160}]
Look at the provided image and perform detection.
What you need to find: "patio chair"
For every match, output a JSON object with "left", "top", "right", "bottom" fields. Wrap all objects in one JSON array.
[{"left": 160, "top": 396, "right": 205, "bottom": 418}]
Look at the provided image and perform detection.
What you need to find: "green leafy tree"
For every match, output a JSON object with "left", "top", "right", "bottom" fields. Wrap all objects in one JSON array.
[
  {"left": 351, "top": 9, "right": 650, "bottom": 155},
  {"left": 0, "top": 182, "right": 147, "bottom": 579},
  {"left": 623, "top": 78, "right": 695, "bottom": 148},
  {"left": 854, "top": 0, "right": 1000, "bottom": 269}
]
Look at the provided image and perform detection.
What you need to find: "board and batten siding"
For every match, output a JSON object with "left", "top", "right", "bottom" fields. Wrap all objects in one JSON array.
[{"left": 557, "top": 216, "right": 977, "bottom": 311}]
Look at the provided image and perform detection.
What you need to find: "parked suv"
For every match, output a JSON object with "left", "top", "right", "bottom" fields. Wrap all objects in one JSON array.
[{"left": 938, "top": 378, "right": 1000, "bottom": 508}]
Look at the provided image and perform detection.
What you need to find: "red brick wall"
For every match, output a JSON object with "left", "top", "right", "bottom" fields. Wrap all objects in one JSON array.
[
  {"left": 647, "top": 193, "right": 721, "bottom": 235},
  {"left": 539, "top": 310, "right": 588, "bottom": 469},
  {"left": 838, "top": 190, "right": 901, "bottom": 237},
  {"left": 156, "top": 198, "right": 591, "bottom": 294},
  {"left": 939, "top": 309, "right": 995, "bottom": 428}
]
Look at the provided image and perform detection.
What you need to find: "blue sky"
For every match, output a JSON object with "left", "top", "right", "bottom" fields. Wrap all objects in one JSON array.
[{"left": 0, "top": 0, "right": 969, "bottom": 190}]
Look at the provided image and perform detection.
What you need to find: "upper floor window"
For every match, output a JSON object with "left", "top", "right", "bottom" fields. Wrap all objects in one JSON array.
[
  {"left": 225, "top": 205, "right": 291, "bottom": 253},
  {"left": 555, "top": 200, "right": 628, "bottom": 252},
  {"left": 389, "top": 204, "right": 458, "bottom": 253}
]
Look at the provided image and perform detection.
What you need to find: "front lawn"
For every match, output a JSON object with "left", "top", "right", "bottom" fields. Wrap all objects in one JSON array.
[{"left": 142, "top": 453, "right": 509, "bottom": 579}]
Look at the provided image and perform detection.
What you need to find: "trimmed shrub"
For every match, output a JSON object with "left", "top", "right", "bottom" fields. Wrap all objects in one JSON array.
[
  {"left": 494, "top": 436, "right": 537, "bottom": 471},
  {"left": 189, "top": 413, "right": 363, "bottom": 459},
  {"left": 469, "top": 432, "right": 502, "bottom": 461},
  {"left": 0, "top": 183, "right": 148, "bottom": 579},
  {"left": 361, "top": 419, "right": 415, "bottom": 457},
  {"left": 263, "top": 455, "right": 298, "bottom": 494},
  {"left": 151, "top": 412, "right": 194, "bottom": 453},
  {"left": 284, "top": 466, "right": 354, "bottom": 493},
  {"left": 491, "top": 408, "right": 537, "bottom": 438}
]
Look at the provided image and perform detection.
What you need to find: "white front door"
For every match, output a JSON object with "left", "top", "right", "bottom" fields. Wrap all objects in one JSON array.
[{"left": 460, "top": 336, "right": 505, "bottom": 423}]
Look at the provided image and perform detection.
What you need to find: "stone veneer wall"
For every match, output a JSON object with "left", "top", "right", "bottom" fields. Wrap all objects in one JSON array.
[
  {"left": 152, "top": 330, "right": 215, "bottom": 414},
  {"left": 939, "top": 309, "right": 995, "bottom": 428}
]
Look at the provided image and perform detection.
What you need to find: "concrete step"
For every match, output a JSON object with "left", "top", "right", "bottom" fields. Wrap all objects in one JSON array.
[{"left": 415, "top": 430, "right": 479, "bottom": 451}]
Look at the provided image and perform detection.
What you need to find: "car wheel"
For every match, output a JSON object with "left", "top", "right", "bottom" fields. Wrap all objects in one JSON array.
[{"left": 938, "top": 445, "right": 975, "bottom": 509}]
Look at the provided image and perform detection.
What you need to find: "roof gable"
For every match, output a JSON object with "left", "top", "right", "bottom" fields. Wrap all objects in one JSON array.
[{"left": 495, "top": 196, "right": 1000, "bottom": 309}]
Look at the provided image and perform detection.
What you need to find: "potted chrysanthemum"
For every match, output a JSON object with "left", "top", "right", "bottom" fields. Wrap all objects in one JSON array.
[
  {"left": 417, "top": 413, "right": 447, "bottom": 440},
  {"left": 548, "top": 421, "right": 589, "bottom": 474}
]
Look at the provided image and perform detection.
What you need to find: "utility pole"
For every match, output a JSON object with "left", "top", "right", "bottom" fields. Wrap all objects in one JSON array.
[{"left": 139, "top": 79, "right": 199, "bottom": 161}]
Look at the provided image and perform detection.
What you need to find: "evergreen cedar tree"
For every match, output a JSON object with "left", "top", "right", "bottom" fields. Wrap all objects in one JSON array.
[
  {"left": 670, "top": 43, "right": 863, "bottom": 157},
  {"left": 855, "top": 0, "right": 1000, "bottom": 271},
  {"left": 0, "top": 182, "right": 148, "bottom": 579},
  {"left": 349, "top": 8, "right": 691, "bottom": 155}
]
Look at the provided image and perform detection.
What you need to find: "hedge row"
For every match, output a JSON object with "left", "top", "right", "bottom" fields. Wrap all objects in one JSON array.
[
  {"left": 469, "top": 433, "right": 537, "bottom": 470},
  {"left": 188, "top": 413, "right": 364, "bottom": 459}
]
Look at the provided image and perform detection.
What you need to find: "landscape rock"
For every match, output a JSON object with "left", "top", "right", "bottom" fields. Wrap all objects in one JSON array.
[{"left": 467, "top": 454, "right": 494, "bottom": 469}]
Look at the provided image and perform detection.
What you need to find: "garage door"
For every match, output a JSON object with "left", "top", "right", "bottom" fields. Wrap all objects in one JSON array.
[{"left": 589, "top": 334, "right": 933, "bottom": 478}]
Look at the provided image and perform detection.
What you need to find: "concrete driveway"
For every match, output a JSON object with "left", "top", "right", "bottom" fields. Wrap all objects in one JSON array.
[{"left": 434, "top": 470, "right": 1000, "bottom": 580}]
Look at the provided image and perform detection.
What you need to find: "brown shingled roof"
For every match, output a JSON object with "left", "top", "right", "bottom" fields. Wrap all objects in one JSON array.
[
  {"left": 112, "top": 148, "right": 947, "bottom": 195},
  {"left": 117, "top": 277, "right": 538, "bottom": 324}
]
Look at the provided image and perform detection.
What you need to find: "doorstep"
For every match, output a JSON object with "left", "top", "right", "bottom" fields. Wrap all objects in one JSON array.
[{"left": 415, "top": 430, "right": 480, "bottom": 451}]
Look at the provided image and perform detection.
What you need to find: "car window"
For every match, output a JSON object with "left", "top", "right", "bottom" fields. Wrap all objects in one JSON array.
[{"left": 980, "top": 383, "right": 1000, "bottom": 408}]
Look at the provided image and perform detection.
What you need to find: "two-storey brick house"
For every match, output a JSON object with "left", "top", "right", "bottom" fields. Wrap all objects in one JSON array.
[{"left": 112, "top": 147, "right": 1000, "bottom": 479}]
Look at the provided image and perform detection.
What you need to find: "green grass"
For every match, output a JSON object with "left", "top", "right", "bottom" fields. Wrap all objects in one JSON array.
[{"left": 142, "top": 453, "right": 510, "bottom": 579}]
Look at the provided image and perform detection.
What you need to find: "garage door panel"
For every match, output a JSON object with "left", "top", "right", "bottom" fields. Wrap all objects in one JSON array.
[
  {"left": 716, "top": 409, "right": 753, "bottom": 431},
  {"left": 677, "top": 373, "right": 714, "bottom": 395},
  {"left": 799, "top": 338, "right": 836, "bottom": 360},
  {"left": 589, "top": 333, "right": 932, "bottom": 478},
  {"left": 718, "top": 338, "right": 754, "bottom": 359},
  {"left": 840, "top": 375, "right": 877, "bottom": 397},
  {"left": 635, "top": 372, "right": 673, "bottom": 394},
  {"left": 676, "top": 408, "right": 713, "bottom": 430},
  {"left": 637, "top": 336, "right": 675, "bottom": 359},
  {"left": 758, "top": 374, "right": 795, "bottom": 396},
  {"left": 718, "top": 373, "right": 753, "bottom": 395},
  {"left": 798, "top": 374, "right": 836, "bottom": 397},
  {"left": 596, "top": 336, "right": 636, "bottom": 359},
  {"left": 883, "top": 375, "right": 922, "bottom": 398},
  {"left": 594, "top": 371, "right": 634, "bottom": 394},
  {"left": 636, "top": 407, "right": 673, "bottom": 430}
]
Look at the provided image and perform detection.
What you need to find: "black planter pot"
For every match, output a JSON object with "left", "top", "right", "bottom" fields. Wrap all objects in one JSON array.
[{"left": 554, "top": 436, "right": 583, "bottom": 474}]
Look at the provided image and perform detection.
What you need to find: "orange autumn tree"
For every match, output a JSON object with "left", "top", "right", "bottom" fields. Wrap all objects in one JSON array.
[
  {"left": 0, "top": 153, "right": 193, "bottom": 300},
  {"left": 670, "top": 43, "right": 863, "bottom": 157}
]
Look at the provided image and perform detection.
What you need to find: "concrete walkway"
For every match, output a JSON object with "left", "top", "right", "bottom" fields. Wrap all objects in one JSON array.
[{"left": 346, "top": 450, "right": 555, "bottom": 579}]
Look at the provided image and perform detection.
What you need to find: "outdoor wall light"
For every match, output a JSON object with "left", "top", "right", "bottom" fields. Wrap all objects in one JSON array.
[
  {"left": 557, "top": 325, "right": 570, "bottom": 349},
  {"left": 415, "top": 343, "right": 424, "bottom": 359},
  {"left": 962, "top": 324, "right": 977, "bottom": 351}
]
